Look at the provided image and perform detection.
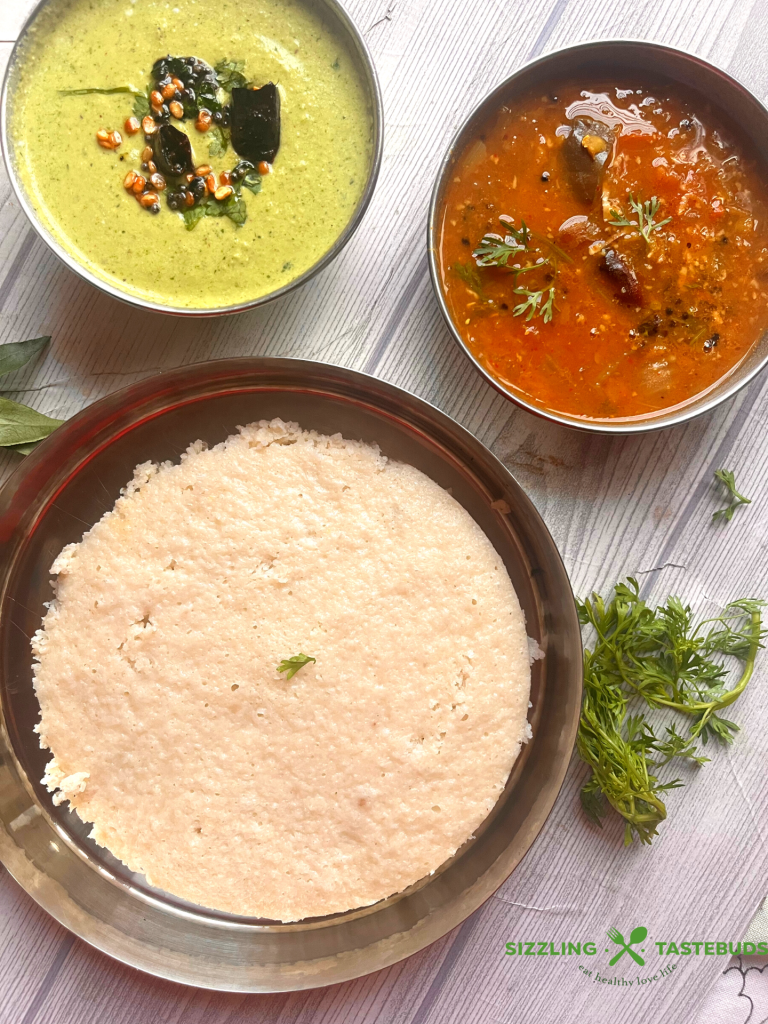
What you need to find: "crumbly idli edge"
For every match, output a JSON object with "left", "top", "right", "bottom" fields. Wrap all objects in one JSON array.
[{"left": 30, "top": 418, "right": 536, "bottom": 918}]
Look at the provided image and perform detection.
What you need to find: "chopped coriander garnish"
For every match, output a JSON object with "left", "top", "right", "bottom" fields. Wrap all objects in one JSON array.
[
  {"left": 470, "top": 216, "right": 566, "bottom": 324},
  {"left": 608, "top": 194, "right": 672, "bottom": 242},
  {"left": 277, "top": 653, "right": 316, "bottom": 679},
  {"left": 712, "top": 468, "right": 752, "bottom": 523},
  {"left": 473, "top": 220, "right": 530, "bottom": 266},
  {"left": 214, "top": 58, "right": 247, "bottom": 91}
]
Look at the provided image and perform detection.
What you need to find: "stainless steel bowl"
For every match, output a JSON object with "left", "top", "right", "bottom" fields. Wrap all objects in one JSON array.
[
  {"left": 0, "top": 0, "right": 383, "bottom": 317},
  {"left": 0, "top": 358, "right": 582, "bottom": 991},
  {"left": 428, "top": 40, "right": 768, "bottom": 433}
]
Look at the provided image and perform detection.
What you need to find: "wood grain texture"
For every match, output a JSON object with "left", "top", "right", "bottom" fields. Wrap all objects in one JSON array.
[{"left": 3, "top": 0, "right": 768, "bottom": 1021}]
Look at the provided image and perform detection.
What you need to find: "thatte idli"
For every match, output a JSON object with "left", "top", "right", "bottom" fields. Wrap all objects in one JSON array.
[{"left": 32, "top": 420, "right": 532, "bottom": 921}]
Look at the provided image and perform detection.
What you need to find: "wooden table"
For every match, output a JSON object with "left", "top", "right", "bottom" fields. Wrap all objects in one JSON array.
[{"left": 3, "top": 0, "right": 768, "bottom": 1021}]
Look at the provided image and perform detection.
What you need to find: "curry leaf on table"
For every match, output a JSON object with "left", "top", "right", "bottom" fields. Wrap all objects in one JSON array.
[
  {"left": 0, "top": 398, "right": 64, "bottom": 448},
  {"left": 0, "top": 336, "right": 63, "bottom": 453},
  {"left": 0, "top": 335, "right": 50, "bottom": 378}
]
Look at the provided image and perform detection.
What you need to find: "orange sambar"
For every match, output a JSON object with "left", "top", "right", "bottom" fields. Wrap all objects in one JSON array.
[{"left": 437, "top": 79, "right": 768, "bottom": 421}]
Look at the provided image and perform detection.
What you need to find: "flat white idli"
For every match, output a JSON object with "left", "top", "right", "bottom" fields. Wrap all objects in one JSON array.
[{"left": 32, "top": 419, "right": 532, "bottom": 921}]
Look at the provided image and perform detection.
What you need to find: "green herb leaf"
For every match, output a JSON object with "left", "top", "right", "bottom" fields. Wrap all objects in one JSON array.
[
  {"left": 221, "top": 193, "right": 247, "bottom": 226},
  {"left": 331, "top": 57, "right": 341, "bottom": 70},
  {"left": 473, "top": 218, "right": 530, "bottom": 267},
  {"left": 452, "top": 261, "right": 485, "bottom": 293},
  {"left": 60, "top": 86, "right": 142, "bottom": 97},
  {"left": 214, "top": 58, "right": 247, "bottom": 91},
  {"left": 182, "top": 204, "right": 209, "bottom": 231},
  {"left": 608, "top": 193, "right": 672, "bottom": 243},
  {"left": 580, "top": 781, "right": 607, "bottom": 828},
  {"left": 133, "top": 90, "right": 151, "bottom": 120},
  {"left": 183, "top": 194, "right": 248, "bottom": 229},
  {"left": 241, "top": 171, "right": 262, "bottom": 195},
  {"left": 576, "top": 578, "right": 764, "bottom": 845},
  {"left": 0, "top": 397, "right": 64, "bottom": 447},
  {"left": 471, "top": 216, "right": 567, "bottom": 324},
  {"left": 207, "top": 125, "right": 230, "bottom": 158},
  {"left": 0, "top": 336, "right": 50, "bottom": 378},
  {"left": 712, "top": 468, "right": 751, "bottom": 523},
  {"left": 513, "top": 284, "right": 555, "bottom": 323},
  {"left": 6, "top": 441, "right": 41, "bottom": 456},
  {"left": 277, "top": 653, "right": 316, "bottom": 680}
]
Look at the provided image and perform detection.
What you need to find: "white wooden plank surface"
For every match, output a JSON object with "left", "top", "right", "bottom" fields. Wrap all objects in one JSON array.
[{"left": 3, "top": 0, "right": 768, "bottom": 1022}]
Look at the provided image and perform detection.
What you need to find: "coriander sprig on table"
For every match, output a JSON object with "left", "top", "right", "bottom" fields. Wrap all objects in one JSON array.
[
  {"left": 712, "top": 468, "right": 752, "bottom": 523},
  {"left": 577, "top": 578, "right": 764, "bottom": 846}
]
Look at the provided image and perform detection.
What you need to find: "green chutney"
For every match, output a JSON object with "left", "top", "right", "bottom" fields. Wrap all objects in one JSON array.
[{"left": 9, "top": 0, "right": 374, "bottom": 309}]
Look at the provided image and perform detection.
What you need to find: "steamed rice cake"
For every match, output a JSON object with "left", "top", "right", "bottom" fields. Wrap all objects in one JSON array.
[{"left": 32, "top": 419, "right": 532, "bottom": 921}]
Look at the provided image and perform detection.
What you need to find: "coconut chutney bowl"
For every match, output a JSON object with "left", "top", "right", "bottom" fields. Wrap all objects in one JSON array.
[
  {"left": 0, "top": 0, "right": 383, "bottom": 316},
  {"left": 428, "top": 40, "right": 768, "bottom": 433},
  {"left": 0, "top": 358, "right": 582, "bottom": 991}
]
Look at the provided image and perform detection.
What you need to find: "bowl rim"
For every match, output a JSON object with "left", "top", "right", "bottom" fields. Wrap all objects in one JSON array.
[
  {"left": 427, "top": 37, "right": 768, "bottom": 434},
  {"left": 0, "top": 356, "right": 583, "bottom": 991},
  {"left": 0, "top": 0, "right": 384, "bottom": 318}
]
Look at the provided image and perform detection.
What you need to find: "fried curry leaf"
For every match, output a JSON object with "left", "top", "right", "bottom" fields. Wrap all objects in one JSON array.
[
  {"left": 577, "top": 577, "right": 764, "bottom": 845},
  {"left": 277, "top": 653, "right": 316, "bottom": 679},
  {"left": 452, "top": 261, "right": 485, "bottom": 293},
  {"left": 712, "top": 468, "right": 752, "bottom": 524},
  {"left": 220, "top": 193, "right": 247, "bottom": 226}
]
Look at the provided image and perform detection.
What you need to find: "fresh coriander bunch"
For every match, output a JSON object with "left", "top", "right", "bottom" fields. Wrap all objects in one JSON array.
[{"left": 576, "top": 578, "right": 764, "bottom": 846}]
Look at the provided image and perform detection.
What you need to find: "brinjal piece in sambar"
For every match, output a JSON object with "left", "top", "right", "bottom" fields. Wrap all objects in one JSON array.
[
  {"left": 231, "top": 84, "right": 280, "bottom": 164},
  {"left": 561, "top": 118, "right": 614, "bottom": 205}
]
